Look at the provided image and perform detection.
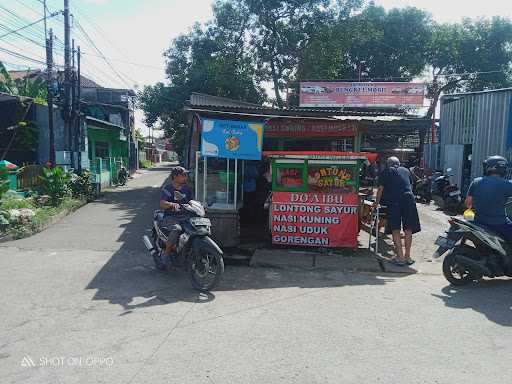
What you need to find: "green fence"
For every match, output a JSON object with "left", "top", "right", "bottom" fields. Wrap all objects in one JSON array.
[{"left": 90, "top": 157, "right": 127, "bottom": 189}]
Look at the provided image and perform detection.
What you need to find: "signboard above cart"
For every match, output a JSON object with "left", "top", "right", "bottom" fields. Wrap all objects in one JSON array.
[
  {"left": 265, "top": 119, "right": 358, "bottom": 137},
  {"left": 201, "top": 118, "right": 264, "bottom": 160},
  {"left": 299, "top": 82, "right": 426, "bottom": 108},
  {"left": 263, "top": 151, "right": 378, "bottom": 163}
]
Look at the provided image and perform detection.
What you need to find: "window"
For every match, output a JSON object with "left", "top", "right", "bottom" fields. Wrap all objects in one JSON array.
[
  {"left": 334, "top": 138, "right": 354, "bottom": 152},
  {"left": 95, "top": 141, "right": 110, "bottom": 158}
]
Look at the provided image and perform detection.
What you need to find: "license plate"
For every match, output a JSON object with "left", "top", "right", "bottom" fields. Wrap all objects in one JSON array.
[
  {"left": 190, "top": 217, "right": 211, "bottom": 226},
  {"left": 435, "top": 236, "right": 456, "bottom": 248},
  {"left": 449, "top": 190, "right": 460, "bottom": 196}
]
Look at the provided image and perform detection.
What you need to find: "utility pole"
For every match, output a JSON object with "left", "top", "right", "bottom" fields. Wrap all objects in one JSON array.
[
  {"left": 64, "top": 0, "right": 73, "bottom": 168},
  {"left": 46, "top": 29, "right": 56, "bottom": 166},
  {"left": 71, "top": 38, "right": 76, "bottom": 169},
  {"left": 76, "top": 46, "right": 82, "bottom": 173}
]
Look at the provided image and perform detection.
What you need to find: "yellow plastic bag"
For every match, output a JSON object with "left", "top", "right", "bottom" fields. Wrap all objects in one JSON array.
[{"left": 463, "top": 208, "right": 475, "bottom": 221}]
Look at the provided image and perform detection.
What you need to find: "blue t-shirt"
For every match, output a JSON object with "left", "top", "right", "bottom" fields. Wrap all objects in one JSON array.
[
  {"left": 378, "top": 166, "right": 414, "bottom": 204},
  {"left": 468, "top": 176, "right": 512, "bottom": 225},
  {"left": 161, "top": 184, "right": 193, "bottom": 216}
]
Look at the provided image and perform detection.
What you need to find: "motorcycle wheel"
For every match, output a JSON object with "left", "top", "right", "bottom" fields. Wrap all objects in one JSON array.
[
  {"left": 151, "top": 229, "right": 166, "bottom": 271},
  {"left": 188, "top": 248, "right": 224, "bottom": 292},
  {"left": 442, "top": 247, "right": 477, "bottom": 286}
]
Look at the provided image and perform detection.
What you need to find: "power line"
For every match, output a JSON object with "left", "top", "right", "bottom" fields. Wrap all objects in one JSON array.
[
  {"left": 0, "top": 6, "right": 48, "bottom": 41},
  {"left": 0, "top": 46, "right": 47, "bottom": 65},
  {"left": 0, "top": 23, "right": 46, "bottom": 48},
  {"left": 80, "top": 51, "right": 165, "bottom": 71},
  {"left": 71, "top": 2, "right": 132, "bottom": 62},
  {"left": 74, "top": 19, "right": 135, "bottom": 88},
  {"left": 11, "top": 0, "right": 44, "bottom": 17}
]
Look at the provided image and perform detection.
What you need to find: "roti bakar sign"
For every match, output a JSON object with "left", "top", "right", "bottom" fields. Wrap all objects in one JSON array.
[{"left": 271, "top": 191, "right": 359, "bottom": 248}]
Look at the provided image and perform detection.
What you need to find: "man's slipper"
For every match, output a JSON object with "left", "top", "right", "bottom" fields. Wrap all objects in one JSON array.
[{"left": 388, "top": 258, "right": 406, "bottom": 266}]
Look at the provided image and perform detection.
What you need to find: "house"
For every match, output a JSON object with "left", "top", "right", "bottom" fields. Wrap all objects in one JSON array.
[{"left": 5, "top": 70, "right": 138, "bottom": 175}]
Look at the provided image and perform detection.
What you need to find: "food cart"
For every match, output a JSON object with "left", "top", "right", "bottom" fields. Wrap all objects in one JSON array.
[{"left": 264, "top": 151, "right": 377, "bottom": 249}]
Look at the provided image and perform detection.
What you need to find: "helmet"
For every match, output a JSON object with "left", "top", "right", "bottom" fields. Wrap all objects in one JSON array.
[
  {"left": 171, "top": 166, "right": 190, "bottom": 179},
  {"left": 483, "top": 155, "right": 508, "bottom": 177}
]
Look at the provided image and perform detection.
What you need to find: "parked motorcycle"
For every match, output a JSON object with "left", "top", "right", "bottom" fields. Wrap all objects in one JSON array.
[
  {"left": 431, "top": 168, "right": 462, "bottom": 212},
  {"left": 433, "top": 215, "right": 512, "bottom": 286},
  {"left": 142, "top": 199, "right": 224, "bottom": 292},
  {"left": 415, "top": 175, "right": 432, "bottom": 204},
  {"left": 117, "top": 166, "right": 128, "bottom": 186}
]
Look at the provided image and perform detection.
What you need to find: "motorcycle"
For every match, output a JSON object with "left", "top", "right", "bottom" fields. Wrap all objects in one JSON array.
[
  {"left": 433, "top": 215, "right": 512, "bottom": 286},
  {"left": 415, "top": 175, "right": 432, "bottom": 204},
  {"left": 431, "top": 168, "right": 462, "bottom": 212},
  {"left": 142, "top": 199, "right": 224, "bottom": 292},
  {"left": 117, "top": 166, "right": 128, "bottom": 186}
]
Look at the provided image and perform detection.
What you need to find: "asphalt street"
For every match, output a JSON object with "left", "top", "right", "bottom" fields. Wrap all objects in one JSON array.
[{"left": 1, "top": 164, "right": 511, "bottom": 384}]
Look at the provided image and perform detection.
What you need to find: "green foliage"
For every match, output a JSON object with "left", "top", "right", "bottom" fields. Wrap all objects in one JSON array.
[
  {"left": 68, "top": 171, "right": 96, "bottom": 202},
  {"left": 139, "top": 160, "right": 153, "bottom": 169},
  {"left": 37, "top": 166, "right": 71, "bottom": 206},
  {"left": 134, "top": 129, "right": 145, "bottom": 145},
  {"left": 2, "top": 197, "right": 83, "bottom": 239},
  {"left": 0, "top": 168, "right": 9, "bottom": 199},
  {"left": 0, "top": 196, "right": 35, "bottom": 210},
  {"left": 424, "top": 17, "right": 512, "bottom": 117},
  {"left": 0, "top": 61, "right": 48, "bottom": 103},
  {"left": 138, "top": 0, "right": 267, "bottom": 159},
  {"left": 139, "top": 0, "right": 512, "bottom": 146}
]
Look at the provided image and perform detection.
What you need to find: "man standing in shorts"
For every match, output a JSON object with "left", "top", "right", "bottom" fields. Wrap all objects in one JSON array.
[{"left": 373, "top": 157, "right": 421, "bottom": 266}]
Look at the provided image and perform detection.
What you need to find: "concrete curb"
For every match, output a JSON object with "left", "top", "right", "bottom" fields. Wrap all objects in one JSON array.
[
  {"left": 247, "top": 249, "right": 417, "bottom": 275},
  {"left": 0, "top": 200, "right": 87, "bottom": 244}
]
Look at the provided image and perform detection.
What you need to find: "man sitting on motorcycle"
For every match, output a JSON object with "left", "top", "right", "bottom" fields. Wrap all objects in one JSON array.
[
  {"left": 159, "top": 166, "right": 193, "bottom": 267},
  {"left": 465, "top": 155, "right": 512, "bottom": 242}
]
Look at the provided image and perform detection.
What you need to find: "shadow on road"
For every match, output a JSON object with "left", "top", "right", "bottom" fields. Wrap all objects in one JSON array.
[
  {"left": 433, "top": 281, "right": 512, "bottom": 326},
  {"left": 85, "top": 165, "right": 401, "bottom": 313}
]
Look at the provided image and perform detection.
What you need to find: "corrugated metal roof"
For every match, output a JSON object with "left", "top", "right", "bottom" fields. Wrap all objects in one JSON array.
[
  {"left": 442, "top": 87, "right": 512, "bottom": 98},
  {"left": 187, "top": 93, "right": 414, "bottom": 117},
  {"left": 85, "top": 116, "right": 123, "bottom": 129}
]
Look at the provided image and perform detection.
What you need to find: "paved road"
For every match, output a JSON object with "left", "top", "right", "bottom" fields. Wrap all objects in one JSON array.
[{"left": 1, "top": 164, "right": 512, "bottom": 384}]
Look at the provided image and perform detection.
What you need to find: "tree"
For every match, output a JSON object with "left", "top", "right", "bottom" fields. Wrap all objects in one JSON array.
[
  {"left": 138, "top": 1, "right": 265, "bottom": 160},
  {"left": 0, "top": 62, "right": 47, "bottom": 103},
  {"left": 297, "top": 5, "right": 433, "bottom": 83},
  {"left": 425, "top": 17, "right": 512, "bottom": 119},
  {"left": 241, "top": 0, "right": 361, "bottom": 107}
]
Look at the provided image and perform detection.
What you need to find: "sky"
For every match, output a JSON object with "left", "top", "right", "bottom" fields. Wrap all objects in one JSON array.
[{"left": 1, "top": 0, "right": 511, "bottom": 134}]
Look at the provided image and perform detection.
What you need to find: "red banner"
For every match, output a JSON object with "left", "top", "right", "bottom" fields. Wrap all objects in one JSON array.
[
  {"left": 271, "top": 192, "right": 359, "bottom": 248},
  {"left": 299, "top": 82, "right": 425, "bottom": 108},
  {"left": 265, "top": 119, "right": 358, "bottom": 138}
]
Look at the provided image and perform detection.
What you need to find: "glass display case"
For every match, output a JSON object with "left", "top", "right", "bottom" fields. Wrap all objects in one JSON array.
[{"left": 194, "top": 152, "right": 243, "bottom": 211}]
